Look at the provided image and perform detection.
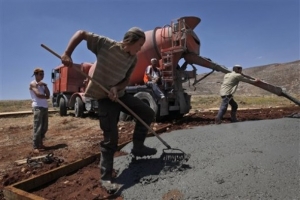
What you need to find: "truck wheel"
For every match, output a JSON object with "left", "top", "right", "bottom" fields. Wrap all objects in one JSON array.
[
  {"left": 59, "top": 98, "right": 67, "bottom": 116},
  {"left": 134, "top": 92, "right": 158, "bottom": 116},
  {"left": 119, "top": 92, "right": 157, "bottom": 122},
  {"left": 119, "top": 111, "right": 132, "bottom": 121},
  {"left": 74, "top": 97, "right": 84, "bottom": 118}
]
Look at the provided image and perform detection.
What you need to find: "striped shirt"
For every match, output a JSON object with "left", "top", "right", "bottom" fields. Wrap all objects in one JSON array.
[{"left": 85, "top": 32, "right": 137, "bottom": 99}]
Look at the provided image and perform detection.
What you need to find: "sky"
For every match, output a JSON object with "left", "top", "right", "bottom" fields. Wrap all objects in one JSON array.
[{"left": 0, "top": 0, "right": 299, "bottom": 100}]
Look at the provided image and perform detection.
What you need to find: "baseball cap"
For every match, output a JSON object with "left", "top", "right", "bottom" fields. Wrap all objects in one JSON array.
[{"left": 32, "top": 68, "right": 44, "bottom": 77}]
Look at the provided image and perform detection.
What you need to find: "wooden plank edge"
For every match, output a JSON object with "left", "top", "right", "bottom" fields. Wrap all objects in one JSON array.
[
  {"left": 3, "top": 186, "right": 46, "bottom": 200},
  {"left": 0, "top": 110, "right": 58, "bottom": 118},
  {"left": 4, "top": 153, "right": 100, "bottom": 200}
]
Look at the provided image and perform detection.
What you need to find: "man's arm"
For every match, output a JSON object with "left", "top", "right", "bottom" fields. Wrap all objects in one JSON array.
[
  {"left": 108, "top": 78, "right": 130, "bottom": 101},
  {"left": 44, "top": 84, "right": 50, "bottom": 99},
  {"left": 61, "top": 30, "right": 89, "bottom": 67},
  {"left": 146, "top": 73, "right": 153, "bottom": 81},
  {"left": 241, "top": 73, "right": 255, "bottom": 80},
  {"left": 238, "top": 74, "right": 260, "bottom": 84},
  {"left": 29, "top": 82, "right": 49, "bottom": 99},
  {"left": 153, "top": 76, "right": 160, "bottom": 83}
]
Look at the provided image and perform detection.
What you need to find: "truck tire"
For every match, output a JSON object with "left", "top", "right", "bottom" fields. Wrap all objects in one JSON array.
[
  {"left": 119, "top": 111, "right": 132, "bottom": 121},
  {"left": 74, "top": 97, "right": 84, "bottom": 118},
  {"left": 59, "top": 98, "right": 67, "bottom": 116},
  {"left": 119, "top": 92, "right": 157, "bottom": 122},
  {"left": 134, "top": 92, "right": 158, "bottom": 116}
]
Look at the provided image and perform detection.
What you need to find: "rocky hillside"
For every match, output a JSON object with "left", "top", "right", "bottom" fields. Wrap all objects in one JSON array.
[{"left": 183, "top": 60, "right": 300, "bottom": 96}]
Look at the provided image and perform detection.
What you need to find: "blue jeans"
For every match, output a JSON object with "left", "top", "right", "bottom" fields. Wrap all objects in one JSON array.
[
  {"left": 146, "top": 81, "right": 165, "bottom": 99},
  {"left": 216, "top": 95, "right": 238, "bottom": 121},
  {"left": 32, "top": 107, "right": 48, "bottom": 149}
]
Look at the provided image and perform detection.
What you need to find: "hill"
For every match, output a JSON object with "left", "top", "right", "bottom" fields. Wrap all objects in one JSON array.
[
  {"left": 184, "top": 60, "right": 300, "bottom": 96},
  {"left": 0, "top": 60, "right": 299, "bottom": 113}
]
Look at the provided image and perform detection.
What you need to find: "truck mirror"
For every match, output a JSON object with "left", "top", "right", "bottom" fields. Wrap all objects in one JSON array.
[{"left": 51, "top": 72, "right": 55, "bottom": 82}]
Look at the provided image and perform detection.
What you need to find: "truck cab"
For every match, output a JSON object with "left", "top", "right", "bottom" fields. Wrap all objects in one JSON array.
[{"left": 51, "top": 62, "right": 98, "bottom": 117}]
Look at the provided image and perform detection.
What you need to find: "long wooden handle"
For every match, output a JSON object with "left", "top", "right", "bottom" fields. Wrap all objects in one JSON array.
[{"left": 41, "top": 44, "right": 171, "bottom": 149}]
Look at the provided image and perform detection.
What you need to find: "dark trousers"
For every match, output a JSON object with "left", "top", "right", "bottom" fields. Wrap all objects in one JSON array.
[
  {"left": 216, "top": 95, "right": 238, "bottom": 120},
  {"left": 98, "top": 93, "right": 155, "bottom": 181}
]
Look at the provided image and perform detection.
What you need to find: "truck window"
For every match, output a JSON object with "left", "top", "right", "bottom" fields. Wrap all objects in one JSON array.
[{"left": 51, "top": 69, "right": 60, "bottom": 83}]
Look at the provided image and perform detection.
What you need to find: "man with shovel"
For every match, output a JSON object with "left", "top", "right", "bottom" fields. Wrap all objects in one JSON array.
[
  {"left": 60, "top": 28, "right": 157, "bottom": 194},
  {"left": 215, "top": 65, "right": 260, "bottom": 124}
]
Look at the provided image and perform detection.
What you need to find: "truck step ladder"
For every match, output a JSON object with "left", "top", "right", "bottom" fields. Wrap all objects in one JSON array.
[{"left": 160, "top": 18, "right": 187, "bottom": 89}]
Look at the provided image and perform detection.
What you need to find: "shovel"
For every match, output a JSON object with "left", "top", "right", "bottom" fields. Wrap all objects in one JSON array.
[{"left": 40, "top": 44, "right": 190, "bottom": 163}]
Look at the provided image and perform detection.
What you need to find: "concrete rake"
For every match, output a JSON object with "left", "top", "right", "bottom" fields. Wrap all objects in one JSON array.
[
  {"left": 41, "top": 43, "right": 191, "bottom": 164},
  {"left": 161, "top": 148, "right": 191, "bottom": 164}
]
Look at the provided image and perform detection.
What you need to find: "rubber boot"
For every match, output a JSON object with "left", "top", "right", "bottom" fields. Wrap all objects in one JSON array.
[
  {"left": 100, "top": 150, "right": 114, "bottom": 181},
  {"left": 100, "top": 180, "right": 121, "bottom": 194},
  {"left": 131, "top": 140, "right": 157, "bottom": 157},
  {"left": 231, "top": 111, "right": 239, "bottom": 122},
  {"left": 99, "top": 150, "right": 121, "bottom": 194}
]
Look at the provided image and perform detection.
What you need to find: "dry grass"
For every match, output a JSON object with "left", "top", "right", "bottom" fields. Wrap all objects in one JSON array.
[
  {"left": 0, "top": 99, "right": 54, "bottom": 113},
  {"left": 0, "top": 100, "right": 32, "bottom": 112},
  {"left": 191, "top": 94, "right": 300, "bottom": 110},
  {"left": 0, "top": 94, "right": 299, "bottom": 113}
]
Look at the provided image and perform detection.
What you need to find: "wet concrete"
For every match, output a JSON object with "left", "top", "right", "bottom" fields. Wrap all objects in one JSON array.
[{"left": 115, "top": 118, "right": 300, "bottom": 199}]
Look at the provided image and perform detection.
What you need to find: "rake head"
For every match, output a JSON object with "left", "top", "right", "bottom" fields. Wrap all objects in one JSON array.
[{"left": 160, "top": 148, "right": 191, "bottom": 163}]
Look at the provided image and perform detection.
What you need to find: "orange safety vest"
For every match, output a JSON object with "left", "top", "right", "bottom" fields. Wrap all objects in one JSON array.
[
  {"left": 143, "top": 66, "right": 162, "bottom": 84},
  {"left": 143, "top": 66, "right": 152, "bottom": 83}
]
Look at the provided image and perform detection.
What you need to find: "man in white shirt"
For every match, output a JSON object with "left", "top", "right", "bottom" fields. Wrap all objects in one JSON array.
[{"left": 29, "top": 68, "right": 50, "bottom": 153}]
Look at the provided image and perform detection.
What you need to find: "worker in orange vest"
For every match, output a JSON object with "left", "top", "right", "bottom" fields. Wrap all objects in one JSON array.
[{"left": 143, "top": 58, "right": 165, "bottom": 100}]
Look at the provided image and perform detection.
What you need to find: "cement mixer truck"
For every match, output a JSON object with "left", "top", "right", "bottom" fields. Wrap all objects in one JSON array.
[{"left": 50, "top": 16, "right": 300, "bottom": 119}]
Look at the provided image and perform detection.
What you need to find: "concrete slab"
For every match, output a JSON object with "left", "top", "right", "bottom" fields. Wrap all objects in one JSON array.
[{"left": 115, "top": 118, "right": 300, "bottom": 199}]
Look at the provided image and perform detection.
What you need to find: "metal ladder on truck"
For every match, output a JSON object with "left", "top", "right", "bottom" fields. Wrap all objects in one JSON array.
[{"left": 160, "top": 18, "right": 187, "bottom": 90}]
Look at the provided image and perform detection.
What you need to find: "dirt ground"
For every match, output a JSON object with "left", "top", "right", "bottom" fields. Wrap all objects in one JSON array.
[{"left": 0, "top": 106, "right": 299, "bottom": 200}]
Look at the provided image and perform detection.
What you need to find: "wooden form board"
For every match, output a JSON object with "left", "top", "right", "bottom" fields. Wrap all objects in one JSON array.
[
  {"left": 0, "top": 110, "right": 58, "bottom": 118},
  {"left": 3, "top": 139, "right": 133, "bottom": 200},
  {"left": 4, "top": 153, "right": 100, "bottom": 200}
]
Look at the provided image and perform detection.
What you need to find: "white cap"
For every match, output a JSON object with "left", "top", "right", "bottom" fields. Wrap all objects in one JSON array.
[
  {"left": 232, "top": 64, "right": 242, "bottom": 71},
  {"left": 151, "top": 58, "right": 157, "bottom": 63},
  {"left": 233, "top": 64, "right": 242, "bottom": 67}
]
